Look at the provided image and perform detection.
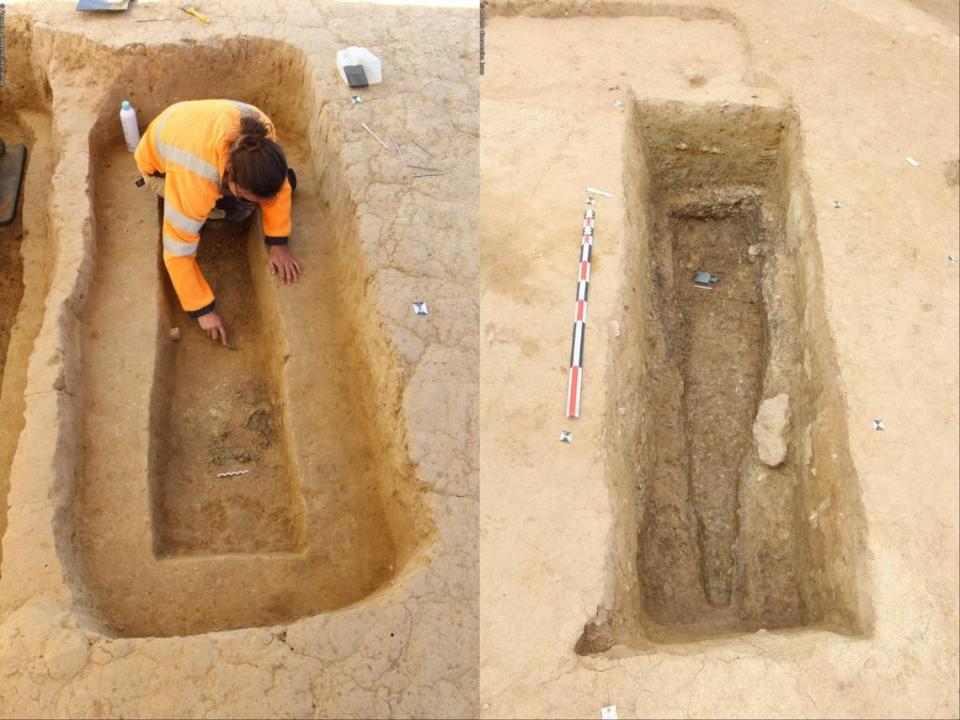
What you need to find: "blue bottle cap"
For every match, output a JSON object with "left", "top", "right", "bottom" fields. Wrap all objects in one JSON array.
[{"left": 121, "top": 100, "right": 131, "bottom": 110}]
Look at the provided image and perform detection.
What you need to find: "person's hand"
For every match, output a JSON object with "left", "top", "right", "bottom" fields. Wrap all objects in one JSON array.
[
  {"left": 198, "top": 311, "right": 227, "bottom": 345},
  {"left": 267, "top": 245, "right": 302, "bottom": 285}
]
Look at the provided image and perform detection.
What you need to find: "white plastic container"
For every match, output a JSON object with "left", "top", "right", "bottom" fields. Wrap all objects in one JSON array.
[
  {"left": 336, "top": 47, "right": 383, "bottom": 86},
  {"left": 120, "top": 100, "right": 141, "bottom": 152}
]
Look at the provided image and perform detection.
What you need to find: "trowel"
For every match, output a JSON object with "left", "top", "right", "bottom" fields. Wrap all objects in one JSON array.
[{"left": 0, "top": 137, "right": 27, "bottom": 227}]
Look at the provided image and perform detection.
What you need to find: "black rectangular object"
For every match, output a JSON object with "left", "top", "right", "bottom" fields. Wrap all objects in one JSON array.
[
  {"left": 76, "top": 0, "right": 130, "bottom": 10},
  {"left": 0, "top": 144, "right": 26, "bottom": 227},
  {"left": 343, "top": 64, "right": 369, "bottom": 88}
]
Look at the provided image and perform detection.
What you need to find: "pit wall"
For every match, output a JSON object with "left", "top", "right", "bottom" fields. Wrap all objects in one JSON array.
[
  {"left": 905, "top": 0, "right": 960, "bottom": 34},
  {"left": 0, "top": 16, "right": 57, "bottom": 582},
  {"left": 0, "top": 28, "right": 433, "bottom": 631},
  {"left": 591, "top": 96, "right": 873, "bottom": 650},
  {"left": 774, "top": 114, "right": 873, "bottom": 636}
]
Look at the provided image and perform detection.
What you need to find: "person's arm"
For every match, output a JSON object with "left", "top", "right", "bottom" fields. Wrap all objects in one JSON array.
[
  {"left": 161, "top": 175, "right": 228, "bottom": 342},
  {"left": 260, "top": 178, "right": 301, "bottom": 284},
  {"left": 259, "top": 110, "right": 293, "bottom": 244},
  {"left": 260, "top": 177, "right": 292, "bottom": 245},
  {"left": 134, "top": 113, "right": 165, "bottom": 178}
]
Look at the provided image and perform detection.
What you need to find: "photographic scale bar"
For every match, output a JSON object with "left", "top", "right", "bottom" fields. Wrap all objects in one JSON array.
[{"left": 566, "top": 197, "right": 597, "bottom": 418}]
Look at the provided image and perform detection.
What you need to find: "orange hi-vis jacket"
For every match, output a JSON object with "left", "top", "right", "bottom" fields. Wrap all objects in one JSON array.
[{"left": 134, "top": 99, "right": 293, "bottom": 317}]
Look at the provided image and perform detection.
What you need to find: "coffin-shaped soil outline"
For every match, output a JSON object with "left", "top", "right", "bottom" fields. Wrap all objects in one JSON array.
[{"left": 577, "top": 99, "right": 873, "bottom": 651}]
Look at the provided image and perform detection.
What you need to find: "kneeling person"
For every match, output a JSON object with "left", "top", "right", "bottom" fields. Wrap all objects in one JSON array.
[{"left": 135, "top": 99, "right": 302, "bottom": 345}]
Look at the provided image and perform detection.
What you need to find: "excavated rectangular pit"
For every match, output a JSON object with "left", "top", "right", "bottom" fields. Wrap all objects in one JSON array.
[
  {"left": 153, "top": 213, "right": 303, "bottom": 556},
  {"left": 578, "top": 100, "right": 871, "bottom": 651},
  {"left": 0, "top": 26, "right": 54, "bottom": 581},
  {"left": 70, "top": 39, "right": 425, "bottom": 637}
]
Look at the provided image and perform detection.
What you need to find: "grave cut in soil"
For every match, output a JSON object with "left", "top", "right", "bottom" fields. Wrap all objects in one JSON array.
[
  {"left": 70, "top": 39, "right": 425, "bottom": 637},
  {"left": 577, "top": 100, "right": 871, "bottom": 651}
]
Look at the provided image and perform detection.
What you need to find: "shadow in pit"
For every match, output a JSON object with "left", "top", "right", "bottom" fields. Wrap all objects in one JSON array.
[
  {"left": 0, "top": 21, "right": 54, "bottom": 582},
  {"left": 71, "top": 38, "right": 428, "bottom": 637},
  {"left": 577, "top": 99, "right": 873, "bottom": 653}
]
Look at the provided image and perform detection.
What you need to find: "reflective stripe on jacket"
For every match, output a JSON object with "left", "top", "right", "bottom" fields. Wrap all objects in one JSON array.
[{"left": 134, "top": 99, "right": 293, "bottom": 315}]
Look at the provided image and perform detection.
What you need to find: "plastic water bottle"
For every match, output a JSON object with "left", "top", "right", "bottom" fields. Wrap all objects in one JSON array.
[
  {"left": 120, "top": 100, "right": 140, "bottom": 152},
  {"left": 336, "top": 47, "right": 383, "bottom": 86}
]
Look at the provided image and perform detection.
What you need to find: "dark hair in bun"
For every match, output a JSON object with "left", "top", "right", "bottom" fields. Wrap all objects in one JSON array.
[{"left": 228, "top": 114, "right": 288, "bottom": 198}]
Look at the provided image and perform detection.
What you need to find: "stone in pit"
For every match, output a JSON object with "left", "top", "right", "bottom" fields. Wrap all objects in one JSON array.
[{"left": 753, "top": 393, "right": 791, "bottom": 467}]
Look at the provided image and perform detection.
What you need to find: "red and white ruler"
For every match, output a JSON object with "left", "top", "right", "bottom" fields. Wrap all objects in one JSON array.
[{"left": 566, "top": 197, "right": 597, "bottom": 418}]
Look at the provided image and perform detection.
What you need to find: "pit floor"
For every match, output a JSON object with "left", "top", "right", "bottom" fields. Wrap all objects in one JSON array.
[
  {"left": 89, "top": 147, "right": 302, "bottom": 558},
  {"left": 480, "top": 5, "right": 958, "bottom": 718},
  {"left": 639, "top": 205, "right": 772, "bottom": 628}
]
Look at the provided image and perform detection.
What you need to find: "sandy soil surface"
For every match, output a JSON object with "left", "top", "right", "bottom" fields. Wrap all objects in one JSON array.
[
  {"left": 480, "top": 1, "right": 958, "bottom": 717},
  {"left": 0, "top": 1, "right": 477, "bottom": 717}
]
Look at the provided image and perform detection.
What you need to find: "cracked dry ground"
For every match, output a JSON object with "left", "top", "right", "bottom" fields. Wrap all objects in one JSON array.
[
  {"left": 0, "top": 1, "right": 478, "bottom": 718},
  {"left": 480, "top": 1, "right": 958, "bottom": 719},
  {"left": 1, "top": 0, "right": 959, "bottom": 719}
]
